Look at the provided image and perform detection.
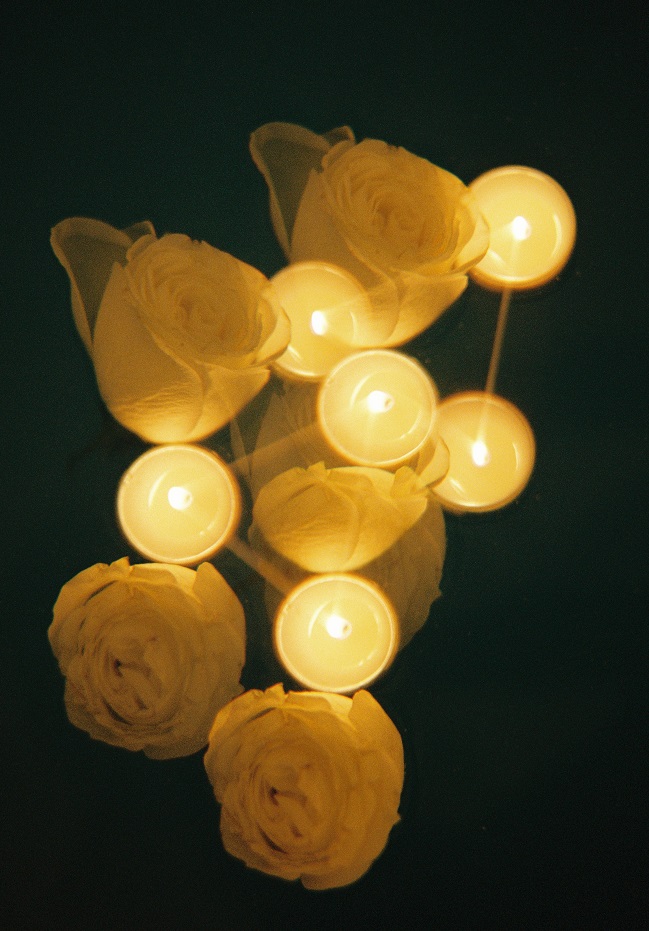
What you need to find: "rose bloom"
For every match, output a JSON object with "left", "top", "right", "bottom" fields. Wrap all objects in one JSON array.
[
  {"left": 204, "top": 684, "right": 404, "bottom": 889},
  {"left": 48, "top": 557, "right": 245, "bottom": 759},
  {"left": 252, "top": 461, "right": 429, "bottom": 573},
  {"left": 251, "top": 122, "right": 489, "bottom": 346},
  {"left": 51, "top": 218, "right": 290, "bottom": 443}
]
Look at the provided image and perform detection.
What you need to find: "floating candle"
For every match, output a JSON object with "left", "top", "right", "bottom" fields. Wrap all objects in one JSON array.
[
  {"left": 432, "top": 392, "right": 536, "bottom": 512},
  {"left": 468, "top": 165, "right": 576, "bottom": 290},
  {"left": 317, "top": 349, "right": 439, "bottom": 468},
  {"left": 270, "top": 261, "right": 372, "bottom": 380},
  {"left": 274, "top": 574, "right": 398, "bottom": 693},
  {"left": 117, "top": 445, "right": 240, "bottom": 564}
]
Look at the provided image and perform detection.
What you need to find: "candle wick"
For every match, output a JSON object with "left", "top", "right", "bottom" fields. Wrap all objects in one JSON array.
[{"left": 484, "top": 287, "right": 512, "bottom": 396}]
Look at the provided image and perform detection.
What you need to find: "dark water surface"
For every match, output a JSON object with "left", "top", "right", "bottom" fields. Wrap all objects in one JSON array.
[{"left": 1, "top": 4, "right": 646, "bottom": 928}]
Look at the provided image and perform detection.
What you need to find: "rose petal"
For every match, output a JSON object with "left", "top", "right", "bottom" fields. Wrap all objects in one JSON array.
[
  {"left": 250, "top": 122, "right": 355, "bottom": 257},
  {"left": 50, "top": 217, "right": 154, "bottom": 355},
  {"left": 383, "top": 270, "right": 468, "bottom": 347},
  {"left": 193, "top": 562, "right": 246, "bottom": 652},
  {"left": 361, "top": 495, "right": 446, "bottom": 647},
  {"left": 93, "top": 262, "right": 207, "bottom": 442},
  {"left": 49, "top": 558, "right": 246, "bottom": 759},
  {"left": 187, "top": 363, "right": 271, "bottom": 443},
  {"left": 252, "top": 463, "right": 428, "bottom": 572}
]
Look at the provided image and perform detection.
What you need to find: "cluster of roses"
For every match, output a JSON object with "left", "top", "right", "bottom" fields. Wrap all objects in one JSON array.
[{"left": 49, "top": 123, "right": 488, "bottom": 888}]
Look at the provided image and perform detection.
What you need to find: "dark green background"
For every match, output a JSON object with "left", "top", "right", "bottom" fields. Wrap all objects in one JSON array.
[{"left": 2, "top": 3, "right": 646, "bottom": 928}]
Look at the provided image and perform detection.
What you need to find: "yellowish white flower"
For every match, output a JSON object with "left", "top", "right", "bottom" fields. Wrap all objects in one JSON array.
[
  {"left": 204, "top": 683, "right": 404, "bottom": 889},
  {"left": 51, "top": 218, "right": 290, "bottom": 442},
  {"left": 252, "top": 461, "right": 429, "bottom": 572},
  {"left": 48, "top": 557, "right": 245, "bottom": 759}
]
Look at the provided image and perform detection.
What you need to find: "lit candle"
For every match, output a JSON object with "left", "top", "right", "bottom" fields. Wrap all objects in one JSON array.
[
  {"left": 317, "top": 349, "right": 439, "bottom": 468},
  {"left": 468, "top": 165, "right": 576, "bottom": 290},
  {"left": 270, "top": 261, "right": 372, "bottom": 381},
  {"left": 117, "top": 445, "right": 240, "bottom": 564},
  {"left": 274, "top": 574, "right": 398, "bottom": 693},
  {"left": 432, "top": 392, "right": 536, "bottom": 512}
]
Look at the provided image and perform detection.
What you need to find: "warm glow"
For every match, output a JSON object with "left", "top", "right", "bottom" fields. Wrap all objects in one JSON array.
[
  {"left": 274, "top": 574, "right": 398, "bottom": 693},
  {"left": 366, "top": 389, "right": 394, "bottom": 414},
  {"left": 167, "top": 485, "right": 193, "bottom": 510},
  {"left": 471, "top": 439, "right": 491, "bottom": 467},
  {"left": 325, "top": 613, "right": 353, "bottom": 640},
  {"left": 511, "top": 215, "right": 532, "bottom": 241},
  {"left": 434, "top": 392, "right": 535, "bottom": 512},
  {"left": 270, "top": 261, "right": 372, "bottom": 380},
  {"left": 117, "top": 445, "right": 241, "bottom": 564},
  {"left": 310, "top": 310, "right": 328, "bottom": 335},
  {"left": 318, "top": 350, "right": 439, "bottom": 468},
  {"left": 469, "top": 166, "right": 576, "bottom": 290}
]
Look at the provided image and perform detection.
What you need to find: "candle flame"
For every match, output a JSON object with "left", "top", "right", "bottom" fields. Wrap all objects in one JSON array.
[
  {"left": 167, "top": 486, "right": 193, "bottom": 510},
  {"left": 310, "top": 310, "right": 328, "bottom": 335},
  {"left": 366, "top": 390, "right": 394, "bottom": 414},
  {"left": 511, "top": 215, "right": 532, "bottom": 241},
  {"left": 325, "top": 613, "right": 353, "bottom": 640},
  {"left": 471, "top": 440, "right": 491, "bottom": 467}
]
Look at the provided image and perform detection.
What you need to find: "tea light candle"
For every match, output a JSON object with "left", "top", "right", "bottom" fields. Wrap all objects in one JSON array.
[
  {"left": 433, "top": 392, "right": 535, "bottom": 512},
  {"left": 317, "top": 349, "right": 439, "bottom": 468},
  {"left": 117, "top": 445, "right": 240, "bottom": 564},
  {"left": 274, "top": 574, "right": 398, "bottom": 693},
  {"left": 270, "top": 261, "right": 372, "bottom": 380},
  {"left": 468, "top": 166, "right": 576, "bottom": 290}
]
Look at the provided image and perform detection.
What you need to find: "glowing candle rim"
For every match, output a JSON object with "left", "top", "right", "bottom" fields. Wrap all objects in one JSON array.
[
  {"left": 274, "top": 573, "right": 399, "bottom": 694},
  {"left": 317, "top": 348, "right": 439, "bottom": 468},
  {"left": 433, "top": 391, "right": 536, "bottom": 513},
  {"left": 469, "top": 165, "right": 577, "bottom": 291},
  {"left": 116, "top": 444, "right": 241, "bottom": 565}
]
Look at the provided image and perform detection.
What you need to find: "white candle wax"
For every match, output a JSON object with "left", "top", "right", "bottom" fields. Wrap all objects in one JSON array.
[
  {"left": 469, "top": 166, "right": 576, "bottom": 290},
  {"left": 270, "top": 261, "right": 372, "bottom": 381},
  {"left": 274, "top": 574, "right": 398, "bottom": 693},
  {"left": 433, "top": 392, "right": 535, "bottom": 512},
  {"left": 117, "top": 445, "right": 240, "bottom": 564},
  {"left": 317, "top": 349, "right": 439, "bottom": 468}
]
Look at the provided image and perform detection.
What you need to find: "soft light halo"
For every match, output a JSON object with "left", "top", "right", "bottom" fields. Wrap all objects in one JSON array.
[
  {"left": 274, "top": 573, "right": 399, "bottom": 693},
  {"left": 270, "top": 260, "right": 372, "bottom": 381},
  {"left": 468, "top": 165, "right": 576, "bottom": 290},
  {"left": 433, "top": 391, "right": 536, "bottom": 512},
  {"left": 317, "top": 349, "right": 439, "bottom": 468},
  {"left": 117, "top": 444, "right": 241, "bottom": 565}
]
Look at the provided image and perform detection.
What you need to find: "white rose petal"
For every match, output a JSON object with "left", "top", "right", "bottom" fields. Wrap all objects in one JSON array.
[
  {"left": 51, "top": 219, "right": 290, "bottom": 443},
  {"left": 48, "top": 558, "right": 246, "bottom": 759},
  {"left": 204, "top": 684, "right": 404, "bottom": 889},
  {"left": 252, "top": 461, "right": 429, "bottom": 572}
]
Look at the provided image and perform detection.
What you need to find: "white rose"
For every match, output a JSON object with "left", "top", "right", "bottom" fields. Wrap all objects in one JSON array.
[
  {"left": 48, "top": 557, "right": 245, "bottom": 759},
  {"left": 204, "top": 684, "right": 404, "bottom": 889},
  {"left": 251, "top": 122, "right": 488, "bottom": 346},
  {"left": 252, "top": 461, "right": 429, "bottom": 572},
  {"left": 51, "top": 218, "right": 290, "bottom": 443}
]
